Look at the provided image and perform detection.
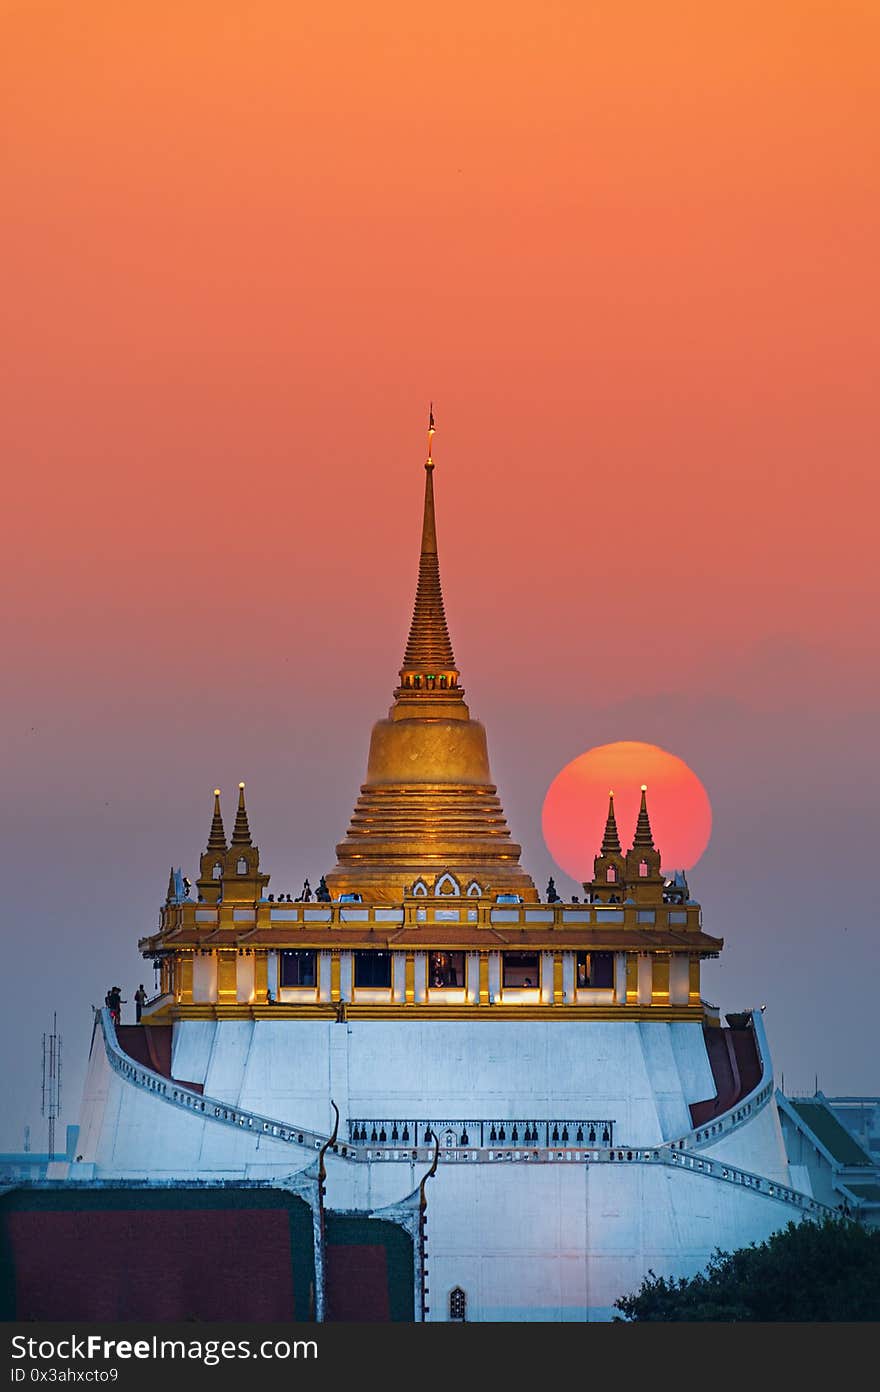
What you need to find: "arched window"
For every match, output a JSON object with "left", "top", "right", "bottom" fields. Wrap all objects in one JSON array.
[
  {"left": 466, "top": 881, "right": 482, "bottom": 897},
  {"left": 639, "top": 860, "right": 649, "bottom": 878},
  {"left": 236, "top": 857, "right": 248, "bottom": 875},
  {"left": 449, "top": 1287, "right": 466, "bottom": 1321},
  {"left": 439, "top": 675, "right": 447, "bottom": 688},
  {"left": 435, "top": 872, "right": 460, "bottom": 897},
  {"left": 212, "top": 863, "right": 222, "bottom": 880},
  {"left": 412, "top": 880, "right": 428, "bottom": 897},
  {"left": 606, "top": 866, "right": 617, "bottom": 883}
]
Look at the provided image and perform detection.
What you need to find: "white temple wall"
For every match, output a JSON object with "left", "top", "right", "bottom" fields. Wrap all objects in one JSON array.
[
  {"left": 161, "top": 1019, "right": 730, "bottom": 1146},
  {"left": 74, "top": 1017, "right": 747, "bottom": 1183},
  {"left": 69, "top": 1028, "right": 317, "bottom": 1180},
  {"left": 66, "top": 1022, "right": 817, "bottom": 1320},
  {"left": 702, "top": 1099, "right": 792, "bottom": 1186},
  {"left": 669, "top": 1021, "right": 716, "bottom": 1099},
  {"left": 420, "top": 1162, "right": 807, "bottom": 1322}
]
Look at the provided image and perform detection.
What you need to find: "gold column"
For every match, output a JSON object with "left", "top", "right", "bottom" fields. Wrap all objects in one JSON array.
[
  {"left": 253, "top": 951, "right": 268, "bottom": 1004},
  {"left": 479, "top": 953, "right": 490, "bottom": 1005},
  {"left": 178, "top": 953, "right": 193, "bottom": 1005},
  {"left": 553, "top": 952, "right": 564, "bottom": 1005},
  {"left": 404, "top": 951, "right": 415, "bottom": 1005},
  {"left": 652, "top": 954, "right": 670, "bottom": 1005},
  {"left": 688, "top": 956, "right": 701, "bottom": 1005},
  {"left": 330, "top": 952, "right": 341, "bottom": 1003},
  {"left": 625, "top": 953, "right": 638, "bottom": 1004},
  {"left": 217, "top": 951, "right": 237, "bottom": 1005}
]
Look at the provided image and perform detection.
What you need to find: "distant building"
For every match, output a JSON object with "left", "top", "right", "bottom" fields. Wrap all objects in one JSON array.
[
  {"left": 0, "top": 1126, "right": 79, "bottom": 1183},
  {"left": 777, "top": 1092, "right": 880, "bottom": 1228}
]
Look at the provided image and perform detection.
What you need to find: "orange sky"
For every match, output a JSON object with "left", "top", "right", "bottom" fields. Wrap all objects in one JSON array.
[{"left": 1, "top": 2, "right": 878, "bottom": 1141}]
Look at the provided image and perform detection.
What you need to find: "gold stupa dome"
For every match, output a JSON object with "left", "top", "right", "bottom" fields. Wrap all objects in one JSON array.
[{"left": 325, "top": 413, "right": 536, "bottom": 903}]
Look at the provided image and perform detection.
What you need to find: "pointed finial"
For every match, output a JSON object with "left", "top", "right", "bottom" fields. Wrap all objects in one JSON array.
[
  {"left": 166, "top": 866, "right": 176, "bottom": 902},
  {"left": 600, "top": 789, "right": 622, "bottom": 855},
  {"left": 231, "top": 781, "right": 252, "bottom": 847},
  {"left": 426, "top": 403, "right": 435, "bottom": 470},
  {"left": 632, "top": 784, "right": 655, "bottom": 849},
  {"left": 207, "top": 789, "right": 227, "bottom": 851},
  {"left": 396, "top": 411, "right": 459, "bottom": 691}
]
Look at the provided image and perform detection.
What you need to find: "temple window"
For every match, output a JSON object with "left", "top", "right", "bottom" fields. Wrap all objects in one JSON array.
[
  {"left": 354, "top": 951, "right": 391, "bottom": 988},
  {"left": 639, "top": 860, "right": 649, "bottom": 878},
  {"left": 412, "top": 880, "right": 428, "bottom": 897},
  {"left": 466, "top": 881, "right": 481, "bottom": 897},
  {"left": 280, "top": 950, "right": 316, "bottom": 988},
  {"left": 414, "top": 676, "right": 421, "bottom": 688},
  {"left": 236, "top": 857, "right": 248, "bottom": 875},
  {"left": 429, "top": 952, "right": 465, "bottom": 988},
  {"left": 212, "top": 863, "right": 222, "bottom": 880},
  {"left": 435, "top": 872, "right": 460, "bottom": 897},
  {"left": 606, "top": 866, "right": 617, "bottom": 883},
  {"left": 503, "top": 952, "right": 539, "bottom": 988},
  {"left": 449, "top": 1287, "right": 467, "bottom": 1321},
  {"left": 576, "top": 951, "right": 613, "bottom": 989},
  {"left": 439, "top": 675, "right": 447, "bottom": 688}
]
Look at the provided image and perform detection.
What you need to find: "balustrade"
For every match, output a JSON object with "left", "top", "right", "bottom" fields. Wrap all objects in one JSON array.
[{"left": 97, "top": 1011, "right": 834, "bottom": 1215}]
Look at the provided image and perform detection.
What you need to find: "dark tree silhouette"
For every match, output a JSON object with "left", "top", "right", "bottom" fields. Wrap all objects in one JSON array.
[{"left": 614, "top": 1215, "right": 880, "bottom": 1321}]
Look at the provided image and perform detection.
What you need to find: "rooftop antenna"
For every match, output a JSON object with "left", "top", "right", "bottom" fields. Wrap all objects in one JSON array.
[
  {"left": 41, "top": 1012, "right": 62, "bottom": 1158},
  {"left": 23, "top": 1124, "right": 31, "bottom": 1154}
]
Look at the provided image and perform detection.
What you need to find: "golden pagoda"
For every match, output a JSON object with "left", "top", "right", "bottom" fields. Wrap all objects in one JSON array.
[
  {"left": 139, "top": 416, "right": 722, "bottom": 1022},
  {"left": 326, "top": 413, "right": 537, "bottom": 904}
]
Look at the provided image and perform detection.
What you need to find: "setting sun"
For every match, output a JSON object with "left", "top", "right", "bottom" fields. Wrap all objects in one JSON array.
[{"left": 542, "top": 741, "right": 712, "bottom": 883}]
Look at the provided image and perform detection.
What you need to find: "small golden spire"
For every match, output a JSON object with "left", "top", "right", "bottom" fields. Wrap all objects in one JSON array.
[
  {"left": 426, "top": 402, "right": 435, "bottom": 470},
  {"left": 231, "top": 781, "right": 252, "bottom": 847},
  {"left": 632, "top": 784, "right": 655, "bottom": 849},
  {"left": 207, "top": 789, "right": 227, "bottom": 851},
  {"left": 600, "top": 790, "right": 622, "bottom": 855}
]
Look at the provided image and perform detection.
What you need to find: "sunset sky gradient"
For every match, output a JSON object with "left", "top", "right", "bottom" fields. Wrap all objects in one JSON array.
[{"left": 1, "top": 1, "right": 878, "bottom": 1145}]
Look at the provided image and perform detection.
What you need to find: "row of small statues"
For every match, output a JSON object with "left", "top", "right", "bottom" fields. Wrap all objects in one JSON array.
[
  {"left": 266, "top": 876, "right": 332, "bottom": 904},
  {"left": 266, "top": 876, "right": 565, "bottom": 905}
]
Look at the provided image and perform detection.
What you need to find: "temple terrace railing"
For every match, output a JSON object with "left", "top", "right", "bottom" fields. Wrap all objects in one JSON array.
[
  {"left": 98, "top": 1010, "right": 832, "bottom": 1217},
  {"left": 359, "top": 1139, "right": 836, "bottom": 1217},
  {"left": 99, "top": 1009, "right": 356, "bottom": 1161},
  {"left": 348, "top": 1119, "right": 615, "bottom": 1148}
]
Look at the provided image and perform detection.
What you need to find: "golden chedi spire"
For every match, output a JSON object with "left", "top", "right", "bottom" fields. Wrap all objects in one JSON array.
[
  {"left": 207, "top": 789, "right": 227, "bottom": 851},
  {"left": 197, "top": 789, "right": 227, "bottom": 906},
  {"left": 326, "top": 411, "right": 536, "bottom": 903},
  {"left": 395, "top": 405, "right": 461, "bottom": 699},
  {"left": 231, "top": 782, "right": 252, "bottom": 846},
  {"left": 632, "top": 784, "right": 655, "bottom": 848},
  {"left": 601, "top": 790, "right": 622, "bottom": 855},
  {"left": 624, "top": 784, "right": 663, "bottom": 901}
]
